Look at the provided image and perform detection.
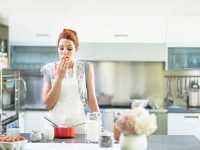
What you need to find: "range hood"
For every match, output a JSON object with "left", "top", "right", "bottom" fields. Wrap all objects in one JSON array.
[{"left": 77, "top": 43, "right": 166, "bottom": 62}]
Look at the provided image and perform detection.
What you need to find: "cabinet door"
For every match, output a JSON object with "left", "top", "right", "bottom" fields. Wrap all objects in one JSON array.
[
  {"left": 24, "top": 111, "right": 48, "bottom": 133},
  {"left": 63, "top": 15, "right": 166, "bottom": 43},
  {"left": 19, "top": 112, "right": 25, "bottom": 133},
  {"left": 168, "top": 113, "right": 200, "bottom": 140},
  {"left": 167, "top": 17, "right": 200, "bottom": 44},
  {"left": 77, "top": 43, "right": 166, "bottom": 61},
  {"left": 152, "top": 112, "right": 167, "bottom": 135},
  {"left": 125, "top": 16, "right": 166, "bottom": 43},
  {"left": 9, "top": 15, "right": 61, "bottom": 45}
]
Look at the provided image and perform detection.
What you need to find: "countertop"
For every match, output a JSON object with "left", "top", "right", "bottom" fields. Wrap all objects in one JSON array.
[
  {"left": 20, "top": 104, "right": 200, "bottom": 113},
  {"left": 167, "top": 107, "right": 200, "bottom": 113},
  {"left": 21, "top": 134, "right": 200, "bottom": 150}
]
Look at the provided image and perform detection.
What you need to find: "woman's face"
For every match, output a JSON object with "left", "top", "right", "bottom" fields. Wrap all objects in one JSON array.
[{"left": 58, "top": 38, "right": 77, "bottom": 62}]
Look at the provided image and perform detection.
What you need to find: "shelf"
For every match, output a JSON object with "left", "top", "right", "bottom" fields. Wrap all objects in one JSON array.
[
  {"left": 2, "top": 75, "right": 18, "bottom": 78},
  {"left": 164, "top": 70, "right": 200, "bottom": 77}
]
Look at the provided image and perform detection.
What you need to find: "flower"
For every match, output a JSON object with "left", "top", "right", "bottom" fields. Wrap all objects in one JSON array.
[{"left": 115, "top": 107, "right": 157, "bottom": 136}]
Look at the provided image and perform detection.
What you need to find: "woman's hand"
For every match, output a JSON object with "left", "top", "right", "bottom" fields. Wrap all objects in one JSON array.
[{"left": 55, "top": 55, "right": 69, "bottom": 80}]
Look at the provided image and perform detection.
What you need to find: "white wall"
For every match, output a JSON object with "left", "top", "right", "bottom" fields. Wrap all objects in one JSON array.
[{"left": 1, "top": 0, "right": 200, "bottom": 25}]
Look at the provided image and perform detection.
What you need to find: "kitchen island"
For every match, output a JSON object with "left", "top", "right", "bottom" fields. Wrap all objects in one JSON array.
[{"left": 21, "top": 134, "right": 200, "bottom": 150}]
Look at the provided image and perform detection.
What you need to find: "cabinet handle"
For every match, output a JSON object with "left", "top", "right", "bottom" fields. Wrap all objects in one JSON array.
[
  {"left": 184, "top": 116, "right": 199, "bottom": 119},
  {"left": 113, "top": 34, "right": 128, "bottom": 38},
  {"left": 35, "top": 33, "right": 49, "bottom": 37}
]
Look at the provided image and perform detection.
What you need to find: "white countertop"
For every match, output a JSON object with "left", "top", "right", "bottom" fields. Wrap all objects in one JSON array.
[
  {"left": 100, "top": 108, "right": 168, "bottom": 113},
  {"left": 24, "top": 143, "right": 120, "bottom": 150}
]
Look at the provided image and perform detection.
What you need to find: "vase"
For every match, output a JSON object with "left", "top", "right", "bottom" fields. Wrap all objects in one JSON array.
[{"left": 119, "top": 134, "right": 147, "bottom": 150}]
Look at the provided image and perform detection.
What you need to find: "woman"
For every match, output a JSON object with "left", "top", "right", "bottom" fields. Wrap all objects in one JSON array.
[{"left": 41, "top": 29, "right": 99, "bottom": 134}]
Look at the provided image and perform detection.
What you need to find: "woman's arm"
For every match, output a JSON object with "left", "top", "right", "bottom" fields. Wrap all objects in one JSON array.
[
  {"left": 43, "top": 58, "right": 68, "bottom": 110},
  {"left": 43, "top": 77, "right": 62, "bottom": 110},
  {"left": 87, "top": 63, "right": 100, "bottom": 112}
]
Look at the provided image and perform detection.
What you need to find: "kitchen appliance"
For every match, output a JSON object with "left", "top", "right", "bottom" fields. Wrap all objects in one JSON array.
[
  {"left": 0, "top": 69, "right": 26, "bottom": 133},
  {"left": 188, "top": 84, "right": 200, "bottom": 107}
]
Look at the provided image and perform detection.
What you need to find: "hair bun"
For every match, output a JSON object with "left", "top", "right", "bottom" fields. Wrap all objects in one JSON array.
[{"left": 63, "top": 29, "right": 68, "bottom": 32}]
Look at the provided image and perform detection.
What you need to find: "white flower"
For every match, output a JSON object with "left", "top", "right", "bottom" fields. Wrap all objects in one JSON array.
[
  {"left": 135, "top": 113, "right": 157, "bottom": 135},
  {"left": 115, "top": 107, "right": 157, "bottom": 136}
]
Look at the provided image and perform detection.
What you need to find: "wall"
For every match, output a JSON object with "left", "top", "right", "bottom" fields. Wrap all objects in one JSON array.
[
  {"left": 1, "top": 0, "right": 200, "bottom": 25},
  {"left": 19, "top": 61, "right": 166, "bottom": 108},
  {"left": 92, "top": 61, "right": 166, "bottom": 106}
]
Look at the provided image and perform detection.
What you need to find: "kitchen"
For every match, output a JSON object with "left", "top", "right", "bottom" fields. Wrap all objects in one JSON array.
[{"left": 1, "top": 0, "right": 200, "bottom": 149}]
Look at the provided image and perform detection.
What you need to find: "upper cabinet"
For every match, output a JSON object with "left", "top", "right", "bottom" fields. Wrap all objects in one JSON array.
[
  {"left": 167, "top": 17, "right": 200, "bottom": 44},
  {"left": 63, "top": 15, "right": 166, "bottom": 43},
  {"left": 9, "top": 15, "right": 62, "bottom": 46},
  {"left": 77, "top": 43, "right": 166, "bottom": 61},
  {"left": 9, "top": 15, "right": 166, "bottom": 44}
]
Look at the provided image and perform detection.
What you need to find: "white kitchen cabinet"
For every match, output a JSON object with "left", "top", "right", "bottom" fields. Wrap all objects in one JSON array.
[
  {"left": 167, "top": 17, "right": 200, "bottom": 44},
  {"left": 64, "top": 15, "right": 166, "bottom": 43},
  {"left": 19, "top": 111, "right": 48, "bottom": 133},
  {"left": 19, "top": 112, "right": 25, "bottom": 133},
  {"left": 9, "top": 15, "right": 62, "bottom": 46},
  {"left": 168, "top": 113, "right": 200, "bottom": 140},
  {"left": 77, "top": 43, "right": 166, "bottom": 61},
  {"left": 10, "top": 15, "right": 166, "bottom": 44}
]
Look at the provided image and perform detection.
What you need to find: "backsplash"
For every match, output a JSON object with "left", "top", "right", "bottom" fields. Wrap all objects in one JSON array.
[
  {"left": 20, "top": 62, "right": 167, "bottom": 108},
  {"left": 91, "top": 61, "right": 166, "bottom": 106}
]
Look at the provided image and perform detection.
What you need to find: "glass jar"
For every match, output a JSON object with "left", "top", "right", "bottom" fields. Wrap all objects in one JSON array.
[
  {"left": 99, "top": 131, "right": 114, "bottom": 148},
  {"left": 2, "top": 53, "right": 8, "bottom": 68},
  {"left": 113, "top": 112, "right": 121, "bottom": 141},
  {"left": 0, "top": 52, "right": 3, "bottom": 69},
  {"left": 86, "top": 112, "right": 101, "bottom": 143}
]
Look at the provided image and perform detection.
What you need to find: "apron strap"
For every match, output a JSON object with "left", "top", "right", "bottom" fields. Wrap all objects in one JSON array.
[{"left": 72, "top": 61, "right": 77, "bottom": 80}]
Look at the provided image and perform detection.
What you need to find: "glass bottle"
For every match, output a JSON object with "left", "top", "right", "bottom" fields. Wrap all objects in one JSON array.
[
  {"left": 113, "top": 112, "right": 121, "bottom": 141},
  {"left": 2, "top": 53, "right": 8, "bottom": 68},
  {"left": 0, "top": 52, "right": 3, "bottom": 69},
  {"left": 86, "top": 112, "right": 101, "bottom": 143}
]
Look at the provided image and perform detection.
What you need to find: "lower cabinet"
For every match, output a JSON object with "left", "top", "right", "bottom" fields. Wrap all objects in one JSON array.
[
  {"left": 152, "top": 112, "right": 168, "bottom": 135},
  {"left": 168, "top": 113, "right": 200, "bottom": 140},
  {"left": 19, "top": 111, "right": 48, "bottom": 133}
]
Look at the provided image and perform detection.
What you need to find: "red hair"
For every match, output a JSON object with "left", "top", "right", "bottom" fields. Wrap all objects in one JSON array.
[{"left": 57, "top": 29, "right": 79, "bottom": 50}]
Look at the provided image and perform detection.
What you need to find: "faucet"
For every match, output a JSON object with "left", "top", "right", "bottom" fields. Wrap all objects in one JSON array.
[
  {"left": 18, "top": 77, "right": 27, "bottom": 92},
  {"left": 4, "top": 77, "right": 27, "bottom": 91},
  {"left": 5, "top": 77, "right": 27, "bottom": 100}
]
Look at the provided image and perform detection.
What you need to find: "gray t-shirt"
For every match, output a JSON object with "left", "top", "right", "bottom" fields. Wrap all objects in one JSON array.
[{"left": 40, "top": 61, "right": 90, "bottom": 107}]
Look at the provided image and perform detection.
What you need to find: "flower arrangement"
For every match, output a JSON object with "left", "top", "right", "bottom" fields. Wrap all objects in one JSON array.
[{"left": 115, "top": 107, "right": 157, "bottom": 136}]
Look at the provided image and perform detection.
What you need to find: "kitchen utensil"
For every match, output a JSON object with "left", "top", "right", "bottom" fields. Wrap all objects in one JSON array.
[
  {"left": 44, "top": 116, "right": 76, "bottom": 138},
  {"left": 99, "top": 130, "right": 114, "bottom": 148},
  {"left": 179, "top": 78, "right": 185, "bottom": 99},
  {"left": 6, "top": 128, "right": 20, "bottom": 137},
  {"left": 54, "top": 127, "right": 75, "bottom": 138},
  {"left": 164, "top": 78, "right": 174, "bottom": 105},
  {"left": 44, "top": 126, "right": 54, "bottom": 141},
  {"left": 30, "top": 130, "right": 42, "bottom": 142},
  {"left": 176, "top": 77, "right": 180, "bottom": 98},
  {"left": 71, "top": 123, "right": 86, "bottom": 128},
  {"left": 43, "top": 116, "right": 58, "bottom": 127},
  {"left": 44, "top": 116, "right": 85, "bottom": 127},
  {"left": 129, "top": 99, "right": 149, "bottom": 108}
]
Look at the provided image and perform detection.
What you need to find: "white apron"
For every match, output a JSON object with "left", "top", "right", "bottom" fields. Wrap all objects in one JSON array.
[{"left": 47, "top": 62, "right": 86, "bottom": 134}]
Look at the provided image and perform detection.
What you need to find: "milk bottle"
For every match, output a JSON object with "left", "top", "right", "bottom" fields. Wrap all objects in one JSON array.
[{"left": 86, "top": 112, "right": 101, "bottom": 143}]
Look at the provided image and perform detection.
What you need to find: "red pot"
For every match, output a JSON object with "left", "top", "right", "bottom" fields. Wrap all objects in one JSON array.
[{"left": 54, "top": 127, "right": 75, "bottom": 138}]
